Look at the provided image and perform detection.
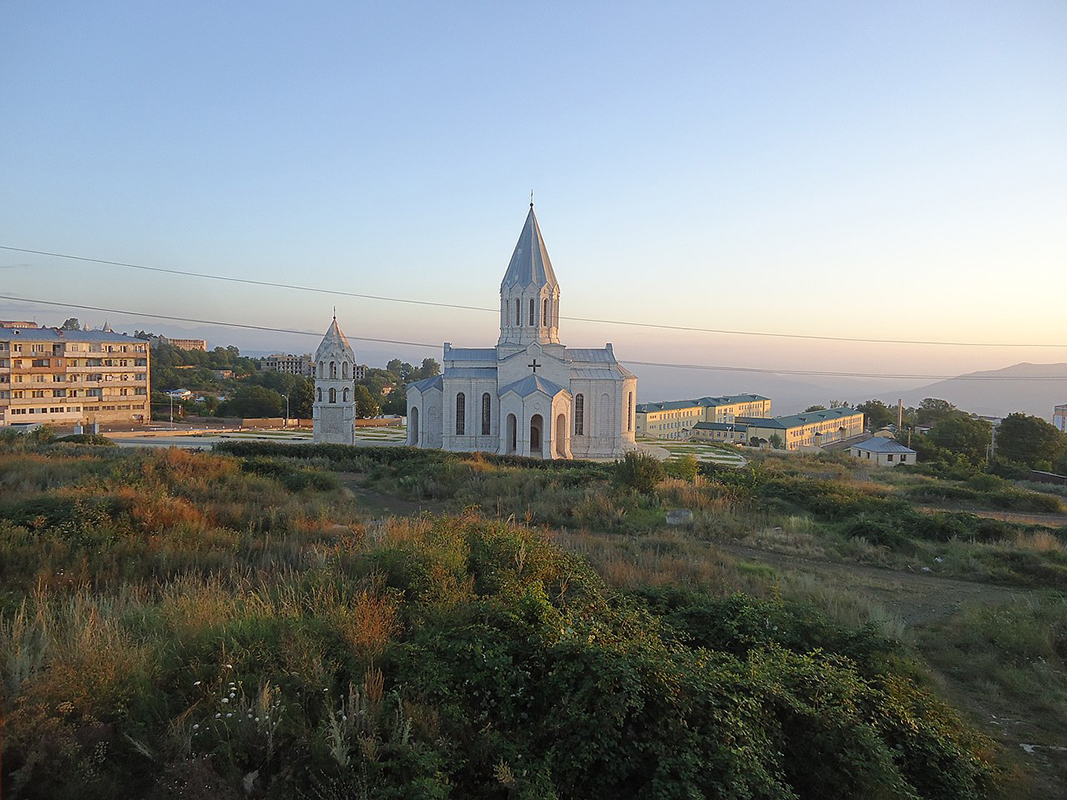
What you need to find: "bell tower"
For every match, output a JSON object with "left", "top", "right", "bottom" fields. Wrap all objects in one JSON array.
[{"left": 313, "top": 315, "right": 356, "bottom": 445}]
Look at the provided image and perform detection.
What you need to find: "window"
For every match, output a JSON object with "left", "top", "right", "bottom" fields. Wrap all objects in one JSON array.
[
  {"left": 542, "top": 298, "right": 548, "bottom": 327},
  {"left": 318, "top": 361, "right": 323, "bottom": 379},
  {"left": 505, "top": 299, "right": 510, "bottom": 326},
  {"left": 330, "top": 361, "right": 337, "bottom": 379},
  {"left": 481, "top": 392, "right": 491, "bottom": 435},
  {"left": 628, "top": 392, "right": 634, "bottom": 432},
  {"left": 887, "top": 454, "right": 894, "bottom": 462},
  {"left": 342, "top": 362, "right": 348, "bottom": 378},
  {"left": 574, "top": 394, "right": 584, "bottom": 435},
  {"left": 316, "top": 388, "right": 322, "bottom": 402},
  {"left": 329, "top": 387, "right": 337, "bottom": 403},
  {"left": 529, "top": 298, "right": 535, "bottom": 326},
  {"left": 515, "top": 299, "right": 521, "bottom": 326},
  {"left": 456, "top": 392, "right": 465, "bottom": 435}
]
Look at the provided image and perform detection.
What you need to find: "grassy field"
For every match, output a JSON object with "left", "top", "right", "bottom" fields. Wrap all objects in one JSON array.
[{"left": 1, "top": 435, "right": 1064, "bottom": 797}]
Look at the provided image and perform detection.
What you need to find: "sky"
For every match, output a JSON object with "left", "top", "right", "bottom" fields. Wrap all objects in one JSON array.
[{"left": 1, "top": 1, "right": 1065, "bottom": 406}]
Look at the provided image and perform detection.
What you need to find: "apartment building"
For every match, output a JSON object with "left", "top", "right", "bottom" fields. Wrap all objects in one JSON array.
[
  {"left": 738, "top": 407, "right": 865, "bottom": 451},
  {"left": 1055, "top": 404, "right": 1066, "bottom": 434},
  {"left": 262, "top": 353, "right": 315, "bottom": 376},
  {"left": 150, "top": 335, "right": 207, "bottom": 352},
  {"left": 636, "top": 394, "right": 771, "bottom": 440},
  {"left": 0, "top": 327, "right": 151, "bottom": 427}
]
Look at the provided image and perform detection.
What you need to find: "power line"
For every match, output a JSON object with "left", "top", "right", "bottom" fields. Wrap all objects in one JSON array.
[
  {"left": 3, "top": 293, "right": 1067, "bottom": 382},
  {"left": 5, "top": 243, "right": 1065, "bottom": 349}
]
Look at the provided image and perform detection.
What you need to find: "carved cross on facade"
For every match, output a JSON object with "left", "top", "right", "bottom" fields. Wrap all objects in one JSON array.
[{"left": 528, "top": 359, "right": 541, "bottom": 373}]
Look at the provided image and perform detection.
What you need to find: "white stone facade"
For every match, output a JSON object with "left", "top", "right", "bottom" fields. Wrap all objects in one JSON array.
[
  {"left": 312, "top": 318, "right": 356, "bottom": 445},
  {"left": 407, "top": 206, "right": 637, "bottom": 460}
]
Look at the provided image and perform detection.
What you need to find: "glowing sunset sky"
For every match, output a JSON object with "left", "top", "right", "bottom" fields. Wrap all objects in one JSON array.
[{"left": 1, "top": 2, "right": 1064, "bottom": 390}]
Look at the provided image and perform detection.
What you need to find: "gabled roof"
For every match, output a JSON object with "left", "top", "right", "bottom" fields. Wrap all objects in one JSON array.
[
  {"left": 851, "top": 437, "right": 916, "bottom": 454},
  {"left": 409, "top": 375, "right": 443, "bottom": 393},
  {"left": 738, "top": 407, "right": 862, "bottom": 430},
  {"left": 500, "top": 206, "right": 558, "bottom": 290},
  {"left": 498, "top": 374, "right": 568, "bottom": 399}
]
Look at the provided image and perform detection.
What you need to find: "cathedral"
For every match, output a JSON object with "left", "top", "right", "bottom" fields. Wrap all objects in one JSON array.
[
  {"left": 406, "top": 205, "right": 638, "bottom": 459},
  {"left": 312, "top": 316, "right": 356, "bottom": 445}
]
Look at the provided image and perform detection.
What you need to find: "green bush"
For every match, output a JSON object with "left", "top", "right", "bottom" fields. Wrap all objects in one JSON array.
[{"left": 613, "top": 451, "right": 664, "bottom": 495}]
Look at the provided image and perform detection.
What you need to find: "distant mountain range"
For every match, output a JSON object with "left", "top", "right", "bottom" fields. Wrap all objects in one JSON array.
[
  {"left": 876, "top": 363, "right": 1067, "bottom": 421},
  {"left": 632, "top": 362, "right": 1067, "bottom": 422}
]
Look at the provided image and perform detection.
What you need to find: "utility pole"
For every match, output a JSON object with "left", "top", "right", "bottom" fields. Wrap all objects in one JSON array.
[
  {"left": 897, "top": 398, "right": 903, "bottom": 430},
  {"left": 283, "top": 393, "right": 289, "bottom": 428},
  {"left": 169, "top": 393, "right": 174, "bottom": 430}
]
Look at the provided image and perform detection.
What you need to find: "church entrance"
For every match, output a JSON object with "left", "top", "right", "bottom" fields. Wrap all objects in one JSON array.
[
  {"left": 555, "top": 413, "right": 567, "bottom": 458},
  {"left": 408, "top": 406, "right": 419, "bottom": 446},
  {"left": 530, "top": 414, "right": 543, "bottom": 457},
  {"left": 506, "top": 414, "right": 517, "bottom": 454}
]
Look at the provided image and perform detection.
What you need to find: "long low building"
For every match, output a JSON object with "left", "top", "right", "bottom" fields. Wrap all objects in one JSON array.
[
  {"left": 737, "top": 406, "right": 865, "bottom": 451},
  {"left": 0, "top": 326, "right": 151, "bottom": 427},
  {"left": 637, "top": 393, "right": 771, "bottom": 440}
]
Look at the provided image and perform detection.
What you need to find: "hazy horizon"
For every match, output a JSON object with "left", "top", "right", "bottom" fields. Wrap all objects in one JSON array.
[{"left": 2, "top": 2, "right": 1065, "bottom": 405}]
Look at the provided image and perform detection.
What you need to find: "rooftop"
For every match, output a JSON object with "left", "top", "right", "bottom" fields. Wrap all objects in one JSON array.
[
  {"left": 0, "top": 327, "right": 145, "bottom": 344},
  {"left": 737, "top": 406, "right": 862, "bottom": 430},
  {"left": 851, "top": 437, "right": 916, "bottom": 454},
  {"left": 500, "top": 206, "right": 558, "bottom": 290},
  {"left": 637, "top": 394, "right": 770, "bottom": 414}
]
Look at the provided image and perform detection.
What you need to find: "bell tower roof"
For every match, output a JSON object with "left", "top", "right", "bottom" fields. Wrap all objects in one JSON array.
[
  {"left": 500, "top": 206, "right": 558, "bottom": 291},
  {"left": 315, "top": 317, "right": 353, "bottom": 361}
]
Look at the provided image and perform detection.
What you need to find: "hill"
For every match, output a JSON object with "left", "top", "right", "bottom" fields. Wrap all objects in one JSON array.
[{"left": 884, "top": 362, "right": 1067, "bottom": 420}]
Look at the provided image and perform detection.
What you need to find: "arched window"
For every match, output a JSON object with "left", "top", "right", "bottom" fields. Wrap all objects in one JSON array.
[
  {"left": 318, "top": 361, "right": 323, "bottom": 379},
  {"left": 543, "top": 298, "right": 549, "bottom": 327},
  {"left": 505, "top": 298, "right": 510, "bottom": 326},
  {"left": 515, "top": 299, "right": 521, "bottom": 326},
  {"left": 574, "top": 393, "right": 584, "bottom": 436},
  {"left": 330, "top": 361, "right": 337, "bottom": 379},
  {"left": 316, "top": 388, "right": 322, "bottom": 402},
  {"left": 455, "top": 392, "right": 465, "bottom": 435},
  {"left": 481, "top": 392, "right": 491, "bottom": 435},
  {"left": 343, "top": 387, "right": 350, "bottom": 402},
  {"left": 529, "top": 298, "right": 535, "bottom": 326},
  {"left": 329, "top": 387, "right": 336, "bottom": 403},
  {"left": 628, "top": 392, "right": 634, "bottom": 432},
  {"left": 342, "top": 362, "right": 348, "bottom": 378}
]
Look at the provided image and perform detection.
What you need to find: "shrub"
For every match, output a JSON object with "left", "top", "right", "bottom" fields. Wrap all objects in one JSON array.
[{"left": 613, "top": 452, "right": 664, "bottom": 495}]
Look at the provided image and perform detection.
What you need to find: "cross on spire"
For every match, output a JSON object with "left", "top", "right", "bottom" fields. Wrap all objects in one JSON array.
[{"left": 530, "top": 189, "right": 534, "bottom": 208}]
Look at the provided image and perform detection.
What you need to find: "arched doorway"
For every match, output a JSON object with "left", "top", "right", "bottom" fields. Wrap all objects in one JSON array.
[
  {"left": 506, "top": 414, "right": 517, "bottom": 454},
  {"left": 555, "top": 413, "right": 567, "bottom": 458},
  {"left": 409, "top": 406, "right": 419, "bottom": 446},
  {"left": 530, "top": 414, "right": 543, "bottom": 457}
]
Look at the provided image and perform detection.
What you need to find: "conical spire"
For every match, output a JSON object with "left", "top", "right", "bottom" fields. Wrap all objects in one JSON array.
[
  {"left": 500, "top": 206, "right": 558, "bottom": 290},
  {"left": 315, "top": 316, "right": 353, "bottom": 360}
]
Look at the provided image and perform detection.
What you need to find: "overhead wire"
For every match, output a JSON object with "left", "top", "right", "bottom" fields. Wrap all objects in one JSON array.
[
  {"left": 2, "top": 293, "right": 1066, "bottom": 382},
  {"left": 4, "top": 244, "right": 1065, "bottom": 349}
]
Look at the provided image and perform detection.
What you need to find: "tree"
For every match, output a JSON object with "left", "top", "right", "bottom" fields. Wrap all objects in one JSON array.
[
  {"left": 803, "top": 405, "right": 826, "bottom": 413},
  {"left": 856, "top": 400, "right": 894, "bottom": 430},
  {"left": 768, "top": 433, "right": 784, "bottom": 450},
  {"left": 917, "top": 398, "right": 956, "bottom": 426},
  {"left": 60, "top": 317, "right": 81, "bottom": 330},
  {"left": 218, "top": 385, "right": 283, "bottom": 418},
  {"left": 416, "top": 358, "right": 440, "bottom": 379},
  {"left": 354, "top": 385, "right": 381, "bottom": 419},
  {"left": 289, "top": 377, "right": 314, "bottom": 419},
  {"left": 927, "top": 415, "right": 992, "bottom": 464},
  {"left": 614, "top": 451, "right": 664, "bottom": 494},
  {"left": 995, "top": 413, "right": 1067, "bottom": 468}
]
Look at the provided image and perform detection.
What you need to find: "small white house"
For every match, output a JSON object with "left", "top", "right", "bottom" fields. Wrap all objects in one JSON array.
[{"left": 850, "top": 437, "right": 917, "bottom": 467}]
